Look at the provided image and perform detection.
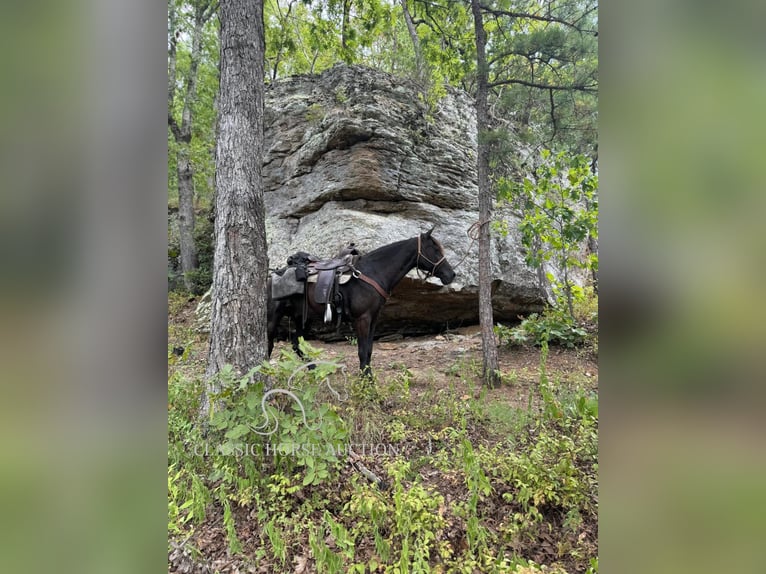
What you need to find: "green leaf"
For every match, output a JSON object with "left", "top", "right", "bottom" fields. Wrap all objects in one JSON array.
[
  {"left": 225, "top": 424, "right": 250, "bottom": 439},
  {"left": 245, "top": 390, "right": 260, "bottom": 411}
]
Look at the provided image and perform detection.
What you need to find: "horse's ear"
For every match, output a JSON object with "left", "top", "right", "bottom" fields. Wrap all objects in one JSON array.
[{"left": 424, "top": 226, "right": 435, "bottom": 238}]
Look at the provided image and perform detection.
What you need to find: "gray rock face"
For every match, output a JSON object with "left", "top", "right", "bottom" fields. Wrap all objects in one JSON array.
[{"left": 263, "top": 65, "right": 547, "bottom": 336}]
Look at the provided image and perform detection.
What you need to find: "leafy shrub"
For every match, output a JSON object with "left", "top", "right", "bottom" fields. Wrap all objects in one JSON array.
[
  {"left": 346, "top": 460, "right": 446, "bottom": 573},
  {"left": 496, "top": 308, "right": 588, "bottom": 348},
  {"left": 185, "top": 213, "right": 214, "bottom": 295},
  {"left": 571, "top": 285, "right": 598, "bottom": 326},
  {"left": 500, "top": 149, "right": 598, "bottom": 321},
  {"left": 208, "top": 341, "right": 349, "bottom": 488},
  {"left": 168, "top": 341, "right": 350, "bottom": 552},
  {"left": 482, "top": 411, "right": 597, "bottom": 550}
]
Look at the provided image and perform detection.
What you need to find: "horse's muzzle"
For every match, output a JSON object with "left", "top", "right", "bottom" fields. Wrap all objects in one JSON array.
[{"left": 438, "top": 267, "right": 456, "bottom": 285}]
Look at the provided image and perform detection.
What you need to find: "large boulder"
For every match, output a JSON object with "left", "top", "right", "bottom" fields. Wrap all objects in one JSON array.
[{"left": 263, "top": 65, "right": 545, "bottom": 336}]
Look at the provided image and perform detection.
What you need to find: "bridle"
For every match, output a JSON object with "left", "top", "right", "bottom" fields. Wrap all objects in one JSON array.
[{"left": 416, "top": 235, "right": 446, "bottom": 279}]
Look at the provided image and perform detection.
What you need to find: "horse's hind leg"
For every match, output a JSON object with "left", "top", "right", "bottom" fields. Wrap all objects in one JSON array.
[
  {"left": 267, "top": 298, "right": 283, "bottom": 358},
  {"left": 291, "top": 314, "right": 304, "bottom": 356},
  {"left": 290, "top": 302, "right": 319, "bottom": 369},
  {"left": 287, "top": 296, "right": 308, "bottom": 358}
]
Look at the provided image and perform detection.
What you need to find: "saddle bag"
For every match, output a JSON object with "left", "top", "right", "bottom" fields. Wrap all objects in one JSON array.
[{"left": 270, "top": 266, "right": 305, "bottom": 300}]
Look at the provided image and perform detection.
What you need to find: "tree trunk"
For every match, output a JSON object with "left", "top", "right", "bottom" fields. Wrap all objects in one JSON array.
[
  {"left": 177, "top": 148, "right": 198, "bottom": 285},
  {"left": 341, "top": 0, "right": 352, "bottom": 62},
  {"left": 400, "top": 0, "right": 425, "bottom": 84},
  {"left": 587, "top": 232, "right": 598, "bottom": 292},
  {"left": 168, "top": 1, "right": 217, "bottom": 291},
  {"left": 203, "top": 0, "right": 268, "bottom": 415},
  {"left": 167, "top": 1, "right": 178, "bottom": 109},
  {"left": 271, "top": 0, "right": 295, "bottom": 81},
  {"left": 471, "top": 0, "right": 499, "bottom": 388},
  {"left": 587, "top": 156, "right": 598, "bottom": 292},
  {"left": 534, "top": 236, "right": 553, "bottom": 305}
]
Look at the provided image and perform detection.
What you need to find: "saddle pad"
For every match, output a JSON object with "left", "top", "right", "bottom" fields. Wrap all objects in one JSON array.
[{"left": 306, "top": 273, "right": 352, "bottom": 284}]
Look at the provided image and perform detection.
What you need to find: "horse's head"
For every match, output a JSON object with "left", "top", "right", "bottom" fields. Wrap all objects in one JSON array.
[{"left": 417, "top": 227, "right": 456, "bottom": 285}]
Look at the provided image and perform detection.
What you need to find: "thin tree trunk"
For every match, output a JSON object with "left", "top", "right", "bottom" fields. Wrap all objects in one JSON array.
[
  {"left": 168, "top": 1, "right": 178, "bottom": 110},
  {"left": 400, "top": 0, "right": 425, "bottom": 84},
  {"left": 587, "top": 232, "right": 598, "bottom": 292},
  {"left": 271, "top": 0, "right": 295, "bottom": 80},
  {"left": 169, "top": 1, "right": 217, "bottom": 291},
  {"left": 563, "top": 259, "right": 575, "bottom": 320},
  {"left": 587, "top": 154, "right": 598, "bottom": 292},
  {"left": 177, "top": 148, "right": 198, "bottom": 281},
  {"left": 534, "top": 235, "right": 553, "bottom": 305},
  {"left": 471, "top": 0, "right": 499, "bottom": 388},
  {"left": 341, "top": 0, "right": 352, "bottom": 62},
  {"left": 203, "top": 0, "right": 268, "bottom": 415}
]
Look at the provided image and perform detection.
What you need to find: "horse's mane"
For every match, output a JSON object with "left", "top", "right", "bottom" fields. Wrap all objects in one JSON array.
[{"left": 359, "top": 237, "right": 412, "bottom": 262}]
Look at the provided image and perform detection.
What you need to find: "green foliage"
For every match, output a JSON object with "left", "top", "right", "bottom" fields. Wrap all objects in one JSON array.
[
  {"left": 265, "top": 0, "right": 400, "bottom": 78},
  {"left": 383, "top": 364, "right": 412, "bottom": 403},
  {"left": 264, "top": 518, "right": 288, "bottom": 567},
  {"left": 167, "top": 465, "right": 194, "bottom": 536},
  {"left": 168, "top": 341, "right": 351, "bottom": 552},
  {"left": 305, "top": 102, "right": 326, "bottom": 123},
  {"left": 307, "top": 510, "right": 356, "bottom": 573},
  {"left": 409, "top": 0, "right": 597, "bottom": 156},
  {"left": 208, "top": 342, "right": 349, "bottom": 488},
  {"left": 496, "top": 308, "right": 588, "bottom": 349},
  {"left": 487, "top": 2, "right": 598, "bottom": 156},
  {"left": 334, "top": 86, "right": 348, "bottom": 103},
  {"left": 347, "top": 459, "right": 446, "bottom": 573},
  {"left": 457, "top": 436, "right": 492, "bottom": 556},
  {"left": 190, "top": 211, "right": 214, "bottom": 290},
  {"left": 500, "top": 149, "right": 598, "bottom": 320},
  {"left": 168, "top": 0, "right": 219, "bottom": 206},
  {"left": 494, "top": 412, "right": 597, "bottom": 538},
  {"left": 487, "top": 367, "right": 598, "bottom": 554},
  {"left": 168, "top": 296, "right": 597, "bottom": 572}
]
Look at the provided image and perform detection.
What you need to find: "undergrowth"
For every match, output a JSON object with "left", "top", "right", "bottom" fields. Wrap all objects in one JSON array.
[
  {"left": 495, "top": 286, "right": 598, "bottom": 351},
  {"left": 168, "top": 336, "right": 598, "bottom": 573}
]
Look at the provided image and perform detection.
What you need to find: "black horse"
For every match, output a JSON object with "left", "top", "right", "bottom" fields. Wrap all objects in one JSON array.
[{"left": 267, "top": 228, "right": 456, "bottom": 374}]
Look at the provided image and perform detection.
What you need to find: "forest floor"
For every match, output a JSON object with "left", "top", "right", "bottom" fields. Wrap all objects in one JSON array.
[
  {"left": 169, "top": 295, "right": 598, "bottom": 408},
  {"left": 168, "top": 293, "right": 599, "bottom": 574}
]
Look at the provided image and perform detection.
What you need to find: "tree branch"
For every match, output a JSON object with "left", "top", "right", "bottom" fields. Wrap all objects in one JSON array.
[
  {"left": 488, "top": 77, "right": 597, "bottom": 92},
  {"left": 168, "top": 113, "right": 185, "bottom": 142},
  {"left": 480, "top": 5, "right": 598, "bottom": 36},
  {"left": 202, "top": 0, "right": 219, "bottom": 23}
]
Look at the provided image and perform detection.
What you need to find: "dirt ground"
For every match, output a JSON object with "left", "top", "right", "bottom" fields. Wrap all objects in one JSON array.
[
  {"left": 170, "top": 294, "right": 598, "bottom": 407},
  {"left": 271, "top": 324, "right": 598, "bottom": 407}
]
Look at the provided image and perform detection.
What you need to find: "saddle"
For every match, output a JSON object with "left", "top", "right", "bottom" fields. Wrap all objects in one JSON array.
[
  {"left": 306, "top": 254, "right": 353, "bottom": 321},
  {"left": 276, "top": 243, "right": 361, "bottom": 324}
]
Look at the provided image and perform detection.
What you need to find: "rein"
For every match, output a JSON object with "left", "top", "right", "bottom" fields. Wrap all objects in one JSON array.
[{"left": 446, "top": 220, "right": 490, "bottom": 271}]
